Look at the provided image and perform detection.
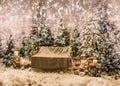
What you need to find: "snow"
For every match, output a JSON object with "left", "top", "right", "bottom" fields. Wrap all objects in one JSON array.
[{"left": 0, "top": 61, "right": 119, "bottom": 86}]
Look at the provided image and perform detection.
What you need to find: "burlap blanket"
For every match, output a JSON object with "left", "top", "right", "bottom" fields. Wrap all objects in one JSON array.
[{"left": 31, "top": 47, "right": 72, "bottom": 69}]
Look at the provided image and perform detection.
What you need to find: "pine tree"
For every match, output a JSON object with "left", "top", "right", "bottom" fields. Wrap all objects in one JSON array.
[
  {"left": 20, "top": 3, "right": 55, "bottom": 59},
  {"left": 38, "top": 27, "right": 54, "bottom": 46},
  {"left": 19, "top": 37, "right": 37, "bottom": 59},
  {"left": 70, "top": 28, "right": 81, "bottom": 60},
  {"left": 79, "top": 14, "right": 120, "bottom": 77},
  {"left": 19, "top": 37, "right": 30, "bottom": 59},
  {"left": 79, "top": 16, "right": 101, "bottom": 58},
  {"left": 4, "top": 35, "right": 15, "bottom": 67},
  {"left": 97, "top": 16, "right": 120, "bottom": 78},
  {"left": 31, "top": 3, "right": 54, "bottom": 46},
  {"left": 54, "top": 19, "right": 70, "bottom": 47}
]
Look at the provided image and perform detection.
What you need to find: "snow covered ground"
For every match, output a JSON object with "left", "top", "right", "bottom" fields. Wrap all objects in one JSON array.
[{"left": 0, "top": 62, "right": 119, "bottom": 86}]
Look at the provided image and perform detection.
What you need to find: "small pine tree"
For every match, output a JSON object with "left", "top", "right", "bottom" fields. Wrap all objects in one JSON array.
[
  {"left": 19, "top": 37, "right": 36, "bottom": 59},
  {"left": 38, "top": 27, "right": 54, "bottom": 46},
  {"left": 4, "top": 35, "right": 15, "bottom": 67},
  {"left": 54, "top": 19, "right": 70, "bottom": 47},
  {"left": 70, "top": 28, "right": 81, "bottom": 60}
]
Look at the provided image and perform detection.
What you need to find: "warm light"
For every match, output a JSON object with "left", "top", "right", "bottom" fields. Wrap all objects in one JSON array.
[
  {"left": 93, "top": 59, "right": 97, "bottom": 63},
  {"left": 81, "top": 60, "right": 87, "bottom": 65},
  {"left": 14, "top": 51, "right": 19, "bottom": 58}
]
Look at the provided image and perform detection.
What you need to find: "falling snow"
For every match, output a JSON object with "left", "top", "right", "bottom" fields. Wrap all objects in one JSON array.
[{"left": 0, "top": 0, "right": 120, "bottom": 53}]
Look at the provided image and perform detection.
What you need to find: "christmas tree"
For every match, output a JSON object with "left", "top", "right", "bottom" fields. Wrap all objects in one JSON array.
[
  {"left": 54, "top": 19, "right": 70, "bottom": 47},
  {"left": 4, "top": 35, "right": 15, "bottom": 67},
  {"left": 70, "top": 28, "right": 81, "bottom": 60},
  {"left": 79, "top": 16, "right": 101, "bottom": 58},
  {"left": 97, "top": 14, "right": 120, "bottom": 78},
  {"left": 79, "top": 14, "right": 120, "bottom": 77},
  {"left": 19, "top": 37, "right": 36, "bottom": 59},
  {"left": 38, "top": 27, "right": 54, "bottom": 46},
  {"left": 37, "top": 3, "right": 54, "bottom": 46},
  {"left": 19, "top": 3, "right": 54, "bottom": 59},
  {"left": 31, "top": 3, "right": 54, "bottom": 47}
]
